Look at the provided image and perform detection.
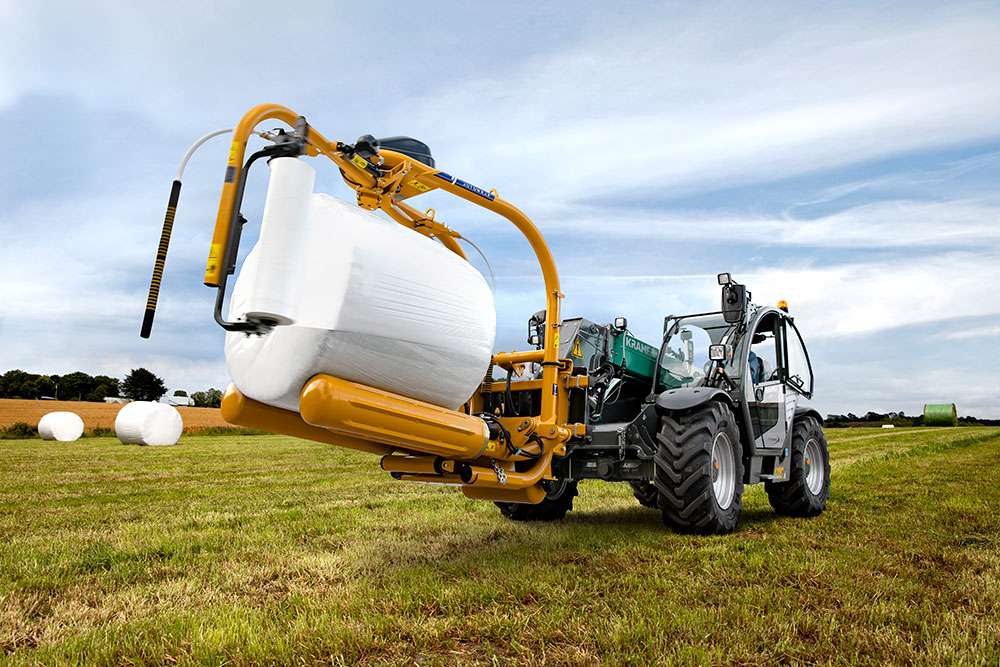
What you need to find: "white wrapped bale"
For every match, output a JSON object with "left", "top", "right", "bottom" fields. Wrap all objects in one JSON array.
[
  {"left": 115, "top": 402, "right": 183, "bottom": 446},
  {"left": 224, "top": 157, "right": 496, "bottom": 412},
  {"left": 38, "top": 412, "right": 84, "bottom": 441}
]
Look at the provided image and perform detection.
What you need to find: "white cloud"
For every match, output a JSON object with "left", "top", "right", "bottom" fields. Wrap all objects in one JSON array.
[
  {"left": 547, "top": 198, "right": 1000, "bottom": 249},
  {"left": 492, "top": 251, "right": 1000, "bottom": 343},
  {"left": 944, "top": 325, "right": 1000, "bottom": 340},
  {"left": 392, "top": 7, "right": 1000, "bottom": 200},
  {"left": 4, "top": 4, "right": 999, "bottom": 196}
]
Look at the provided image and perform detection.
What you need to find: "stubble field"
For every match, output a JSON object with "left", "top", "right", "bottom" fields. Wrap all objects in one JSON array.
[{"left": 1, "top": 426, "right": 998, "bottom": 664}]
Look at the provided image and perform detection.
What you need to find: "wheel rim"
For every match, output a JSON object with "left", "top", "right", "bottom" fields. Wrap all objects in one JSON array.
[
  {"left": 710, "top": 432, "right": 736, "bottom": 510},
  {"left": 804, "top": 438, "right": 824, "bottom": 495}
]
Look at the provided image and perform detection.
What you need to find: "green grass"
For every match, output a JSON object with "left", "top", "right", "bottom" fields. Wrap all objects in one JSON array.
[{"left": 2, "top": 427, "right": 998, "bottom": 665}]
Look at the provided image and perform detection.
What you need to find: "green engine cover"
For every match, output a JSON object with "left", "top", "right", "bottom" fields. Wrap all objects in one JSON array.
[
  {"left": 559, "top": 318, "right": 660, "bottom": 381},
  {"left": 609, "top": 330, "right": 659, "bottom": 380}
]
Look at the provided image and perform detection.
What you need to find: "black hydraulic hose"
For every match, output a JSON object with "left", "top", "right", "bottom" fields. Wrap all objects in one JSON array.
[
  {"left": 140, "top": 179, "right": 181, "bottom": 338},
  {"left": 504, "top": 369, "right": 519, "bottom": 417},
  {"left": 140, "top": 127, "right": 231, "bottom": 339}
]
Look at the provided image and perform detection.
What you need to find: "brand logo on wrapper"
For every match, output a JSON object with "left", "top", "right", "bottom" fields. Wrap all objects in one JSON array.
[{"left": 434, "top": 172, "right": 496, "bottom": 201}]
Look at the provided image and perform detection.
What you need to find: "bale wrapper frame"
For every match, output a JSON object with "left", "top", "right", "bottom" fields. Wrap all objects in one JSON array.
[{"left": 143, "top": 103, "right": 580, "bottom": 506}]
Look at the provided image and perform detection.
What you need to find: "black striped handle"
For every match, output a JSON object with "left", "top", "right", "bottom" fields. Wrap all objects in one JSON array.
[{"left": 140, "top": 180, "right": 181, "bottom": 338}]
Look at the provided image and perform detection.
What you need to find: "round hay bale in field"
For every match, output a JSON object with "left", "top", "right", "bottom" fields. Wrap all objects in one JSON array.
[
  {"left": 37, "top": 412, "right": 84, "bottom": 442},
  {"left": 115, "top": 402, "right": 183, "bottom": 446},
  {"left": 923, "top": 403, "right": 958, "bottom": 427}
]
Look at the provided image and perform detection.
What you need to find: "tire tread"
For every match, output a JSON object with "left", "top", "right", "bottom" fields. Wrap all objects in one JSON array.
[
  {"left": 765, "top": 416, "right": 830, "bottom": 517},
  {"left": 654, "top": 402, "right": 743, "bottom": 534}
]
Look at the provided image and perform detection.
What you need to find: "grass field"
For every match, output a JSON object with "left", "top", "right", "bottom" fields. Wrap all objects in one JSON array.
[
  {"left": 0, "top": 399, "right": 228, "bottom": 432},
  {"left": 2, "top": 427, "right": 998, "bottom": 665}
]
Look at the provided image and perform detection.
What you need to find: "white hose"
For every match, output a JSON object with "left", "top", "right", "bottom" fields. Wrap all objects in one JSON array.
[{"left": 175, "top": 128, "right": 233, "bottom": 181}]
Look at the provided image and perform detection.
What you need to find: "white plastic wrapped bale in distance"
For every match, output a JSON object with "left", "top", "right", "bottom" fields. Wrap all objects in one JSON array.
[
  {"left": 115, "top": 402, "right": 183, "bottom": 446},
  {"left": 225, "top": 157, "right": 496, "bottom": 412},
  {"left": 37, "top": 412, "right": 84, "bottom": 441}
]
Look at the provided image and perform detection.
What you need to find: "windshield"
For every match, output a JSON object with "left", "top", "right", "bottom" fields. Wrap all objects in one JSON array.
[{"left": 659, "top": 314, "right": 732, "bottom": 389}]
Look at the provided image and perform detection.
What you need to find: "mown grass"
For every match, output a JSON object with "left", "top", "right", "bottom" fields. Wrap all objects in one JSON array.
[{"left": 1, "top": 427, "right": 998, "bottom": 665}]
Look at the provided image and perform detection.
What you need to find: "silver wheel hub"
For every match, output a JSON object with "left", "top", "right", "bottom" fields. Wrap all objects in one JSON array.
[
  {"left": 711, "top": 432, "right": 736, "bottom": 510},
  {"left": 804, "top": 438, "right": 824, "bottom": 495}
]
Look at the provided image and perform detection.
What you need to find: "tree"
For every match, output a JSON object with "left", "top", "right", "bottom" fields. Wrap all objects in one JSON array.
[
  {"left": 191, "top": 388, "right": 223, "bottom": 408},
  {"left": 0, "top": 370, "right": 36, "bottom": 398},
  {"left": 87, "top": 375, "right": 120, "bottom": 402},
  {"left": 35, "top": 375, "right": 56, "bottom": 398},
  {"left": 59, "top": 372, "right": 95, "bottom": 401},
  {"left": 173, "top": 390, "right": 188, "bottom": 397},
  {"left": 121, "top": 368, "right": 167, "bottom": 402},
  {"left": 93, "top": 375, "right": 120, "bottom": 397}
]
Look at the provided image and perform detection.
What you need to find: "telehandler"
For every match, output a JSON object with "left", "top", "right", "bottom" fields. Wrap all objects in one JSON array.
[{"left": 142, "top": 104, "right": 829, "bottom": 534}]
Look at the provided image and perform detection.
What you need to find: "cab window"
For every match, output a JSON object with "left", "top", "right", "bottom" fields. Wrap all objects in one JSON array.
[
  {"left": 785, "top": 321, "right": 813, "bottom": 396},
  {"left": 748, "top": 313, "right": 780, "bottom": 384}
]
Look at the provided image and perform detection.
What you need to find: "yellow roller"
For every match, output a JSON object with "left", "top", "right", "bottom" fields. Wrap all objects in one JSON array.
[{"left": 299, "top": 374, "right": 501, "bottom": 461}]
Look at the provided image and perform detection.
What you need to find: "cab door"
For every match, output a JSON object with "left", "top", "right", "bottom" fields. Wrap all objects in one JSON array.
[{"left": 745, "top": 311, "right": 788, "bottom": 451}]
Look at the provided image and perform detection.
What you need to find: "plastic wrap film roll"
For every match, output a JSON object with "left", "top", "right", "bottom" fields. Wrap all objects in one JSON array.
[
  {"left": 115, "top": 402, "right": 184, "bottom": 445},
  {"left": 38, "top": 412, "right": 84, "bottom": 441},
  {"left": 225, "top": 159, "right": 496, "bottom": 412},
  {"left": 242, "top": 158, "right": 316, "bottom": 326},
  {"left": 923, "top": 403, "right": 957, "bottom": 427}
]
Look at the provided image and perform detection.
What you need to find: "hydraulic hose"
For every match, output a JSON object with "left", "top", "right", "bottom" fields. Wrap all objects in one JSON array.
[{"left": 140, "top": 128, "right": 232, "bottom": 338}]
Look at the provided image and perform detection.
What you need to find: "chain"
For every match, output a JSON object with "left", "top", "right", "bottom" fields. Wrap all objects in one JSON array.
[{"left": 490, "top": 460, "right": 508, "bottom": 486}]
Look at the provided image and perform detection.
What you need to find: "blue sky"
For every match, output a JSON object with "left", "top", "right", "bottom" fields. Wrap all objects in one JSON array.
[{"left": 1, "top": 1, "right": 998, "bottom": 417}]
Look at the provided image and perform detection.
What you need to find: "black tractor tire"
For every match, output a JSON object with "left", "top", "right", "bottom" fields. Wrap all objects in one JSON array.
[
  {"left": 629, "top": 481, "right": 660, "bottom": 509},
  {"left": 766, "top": 416, "right": 830, "bottom": 517},
  {"left": 495, "top": 479, "right": 578, "bottom": 521},
  {"left": 654, "top": 401, "right": 744, "bottom": 534}
]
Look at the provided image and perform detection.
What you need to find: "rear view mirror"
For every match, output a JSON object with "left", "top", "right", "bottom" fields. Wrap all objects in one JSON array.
[
  {"left": 722, "top": 283, "right": 746, "bottom": 324},
  {"left": 709, "top": 344, "right": 726, "bottom": 361},
  {"left": 527, "top": 309, "right": 546, "bottom": 347}
]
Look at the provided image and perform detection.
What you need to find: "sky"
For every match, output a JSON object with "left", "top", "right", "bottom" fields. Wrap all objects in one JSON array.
[{"left": 0, "top": 1, "right": 998, "bottom": 417}]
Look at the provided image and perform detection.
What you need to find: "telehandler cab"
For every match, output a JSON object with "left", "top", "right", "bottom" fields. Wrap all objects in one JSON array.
[{"left": 142, "top": 103, "right": 828, "bottom": 535}]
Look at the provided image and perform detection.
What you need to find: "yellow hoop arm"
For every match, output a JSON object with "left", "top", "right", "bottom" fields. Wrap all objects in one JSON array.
[
  {"left": 203, "top": 103, "right": 373, "bottom": 286},
  {"left": 428, "top": 179, "right": 563, "bottom": 426}
]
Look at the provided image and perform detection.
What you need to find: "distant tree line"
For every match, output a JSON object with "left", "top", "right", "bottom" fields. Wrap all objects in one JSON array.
[
  {"left": 0, "top": 369, "right": 121, "bottom": 402},
  {"left": 825, "top": 410, "right": 1000, "bottom": 427},
  {"left": 0, "top": 368, "right": 224, "bottom": 408}
]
